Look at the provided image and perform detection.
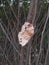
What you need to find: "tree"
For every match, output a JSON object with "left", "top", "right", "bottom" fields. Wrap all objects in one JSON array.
[{"left": 0, "top": 0, "right": 49, "bottom": 65}]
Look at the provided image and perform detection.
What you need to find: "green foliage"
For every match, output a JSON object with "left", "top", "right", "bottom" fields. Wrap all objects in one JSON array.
[
  {"left": 23, "top": 0, "right": 30, "bottom": 12},
  {"left": 42, "top": 0, "right": 48, "bottom": 9}
]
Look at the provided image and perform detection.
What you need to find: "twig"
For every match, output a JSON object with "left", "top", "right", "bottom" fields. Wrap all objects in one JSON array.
[
  {"left": 32, "top": 0, "right": 38, "bottom": 24},
  {"left": 3, "top": 6, "right": 19, "bottom": 49},
  {"left": 6, "top": 0, "right": 19, "bottom": 22},
  {"left": 44, "top": 31, "right": 49, "bottom": 65},
  {"left": 0, "top": 21, "right": 21, "bottom": 56},
  {"left": 0, "top": 46, "right": 12, "bottom": 65},
  {"left": 36, "top": 7, "right": 49, "bottom": 65},
  {"left": 27, "top": 0, "right": 35, "bottom": 22}
]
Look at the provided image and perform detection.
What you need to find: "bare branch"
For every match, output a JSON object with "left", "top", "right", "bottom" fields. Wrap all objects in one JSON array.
[
  {"left": 44, "top": 34, "right": 49, "bottom": 65},
  {"left": 0, "top": 45, "right": 12, "bottom": 65},
  {"left": 36, "top": 7, "right": 49, "bottom": 65},
  {"left": 0, "top": 20, "right": 21, "bottom": 56},
  {"left": 27, "top": 0, "right": 35, "bottom": 22},
  {"left": 32, "top": 0, "right": 38, "bottom": 24},
  {"left": 6, "top": 0, "right": 19, "bottom": 22}
]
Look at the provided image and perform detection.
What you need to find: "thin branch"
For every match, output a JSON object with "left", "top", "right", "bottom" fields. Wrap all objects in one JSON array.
[
  {"left": 27, "top": 0, "right": 41, "bottom": 24},
  {"left": 3, "top": 7, "right": 19, "bottom": 49},
  {"left": 19, "top": 47, "right": 24, "bottom": 65},
  {"left": 44, "top": 34, "right": 49, "bottom": 65},
  {"left": 32, "top": 0, "right": 38, "bottom": 24},
  {"left": 6, "top": 0, "right": 20, "bottom": 31},
  {"left": 27, "top": 0, "right": 35, "bottom": 22},
  {"left": 6, "top": 0, "right": 19, "bottom": 22},
  {"left": 0, "top": 46, "right": 12, "bottom": 65},
  {"left": 29, "top": 42, "right": 31, "bottom": 65},
  {"left": 32, "top": 13, "right": 47, "bottom": 44},
  {"left": 34, "top": 0, "right": 42, "bottom": 24},
  {"left": 0, "top": 20, "right": 21, "bottom": 56},
  {"left": 36, "top": 8, "right": 49, "bottom": 65}
]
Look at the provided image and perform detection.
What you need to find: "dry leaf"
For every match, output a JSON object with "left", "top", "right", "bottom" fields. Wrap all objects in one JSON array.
[{"left": 18, "top": 22, "right": 34, "bottom": 46}]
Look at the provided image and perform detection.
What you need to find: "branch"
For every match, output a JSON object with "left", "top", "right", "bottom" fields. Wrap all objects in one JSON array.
[
  {"left": 6, "top": 0, "right": 19, "bottom": 22},
  {"left": 27, "top": 0, "right": 35, "bottom": 22},
  {"left": 32, "top": 0, "right": 38, "bottom": 24},
  {"left": 27, "top": 0, "right": 41, "bottom": 24},
  {"left": 0, "top": 20, "right": 21, "bottom": 56},
  {"left": 36, "top": 7, "right": 49, "bottom": 65},
  {"left": 44, "top": 34, "right": 49, "bottom": 65},
  {"left": 0, "top": 46, "right": 12, "bottom": 65},
  {"left": 3, "top": 7, "right": 19, "bottom": 49}
]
